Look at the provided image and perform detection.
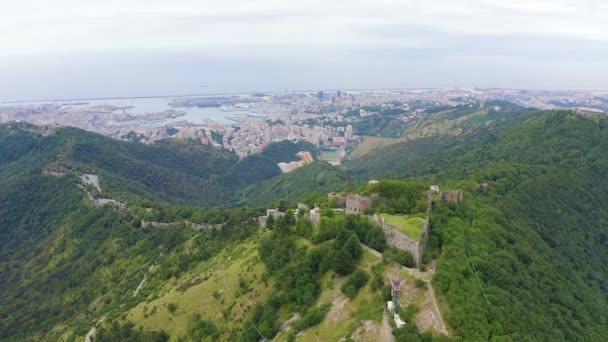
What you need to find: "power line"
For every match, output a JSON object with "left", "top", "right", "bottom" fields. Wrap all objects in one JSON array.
[
  {"left": 465, "top": 207, "right": 490, "bottom": 306},
  {"left": 219, "top": 271, "right": 268, "bottom": 341}
]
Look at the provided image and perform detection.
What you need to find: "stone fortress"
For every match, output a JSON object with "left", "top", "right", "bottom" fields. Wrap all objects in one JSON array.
[{"left": 259, "top": 184, "right": 463, "bottom": 269}]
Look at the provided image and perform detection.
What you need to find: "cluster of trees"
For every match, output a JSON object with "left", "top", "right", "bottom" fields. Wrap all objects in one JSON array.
[
  {"left": 249, "top": 210, "right": 387, "bottom": 341},
  {"left": 130, "top": 200, "right": 262, "bottom": 225},
  {"left": 185, "top": 314, "right": 219, "bottom": 340},
  {"left": 290, "top": 303, "right": 332, "bottom": 334},
  {"left": 94, "top": 322, "right": 169, "bottom": 342},
  {"left": 314, "top": 215, "right": 386, "bottom": 252},
  {"left": 364, "top": 180, "right": 428, "bottom": 215}
]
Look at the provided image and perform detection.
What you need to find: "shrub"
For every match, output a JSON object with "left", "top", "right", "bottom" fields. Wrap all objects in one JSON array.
[
  {"left": 415, "top": 279, "right": 427, "bottom": 289},
  {"left": 187, "top": 315, "right": 219, "bottom": 340},
  {"left": 239, "top": 276, "right": 249, "bottom": 292},
  {"left": 341, "top": 270, "right": 370, "bottom": 298},
  {"left": 383, "top": 247, "right": 415, "bottom": 268},
  {"left": 292, "top": 303, "right": 332, "bottom": 332}
]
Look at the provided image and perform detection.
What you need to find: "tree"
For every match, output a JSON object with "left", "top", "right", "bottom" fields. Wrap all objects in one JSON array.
[
  {"left": 341, "top": 270, "right": 370, "bottom": 298},
  {"left": 284, "top": 210, "right": 295, "bottom": 226},
  {"left": 187, "top": 315, "right": 219, "bottom": 340},
  {"left": 266, "top": 214, "right": 275, "bottom": 229},
  {"left": 364, "top": 227, "right": 386, "bottom": 252},
  {"left": 277, "top": 200, "right": 287, "bottom": 212},
  {"left": 335, "top": 229, "right": 353, "bottom": 248},
  {"left": 295, "top": 218, "right": 313, "bottom": 239},
  {"left": 344, "top": 235, "right": 362, "bottom": 260},
  {"left": 384, "top": 247, "right": 414, "bottom": 268},
  {"left": 333, "top": 248, "right": 355, "bottom": 275}
]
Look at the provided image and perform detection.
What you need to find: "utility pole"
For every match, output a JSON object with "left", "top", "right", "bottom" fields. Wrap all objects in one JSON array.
[
  {"left": 389, "top": 274, "right": 403, "bottom": 312},
  {"left": 347, "top": 169, "right": 353, "bottom": 193}
]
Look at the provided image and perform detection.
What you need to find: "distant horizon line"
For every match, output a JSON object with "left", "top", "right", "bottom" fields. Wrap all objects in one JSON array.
[{"left": 2, "top": 86, "right": 608, "bottom": 104}]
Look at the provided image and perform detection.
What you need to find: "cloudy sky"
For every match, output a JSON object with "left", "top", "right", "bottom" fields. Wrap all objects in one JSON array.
[{"left": 1, "top": 0, "right": 608, "bottom": 101}]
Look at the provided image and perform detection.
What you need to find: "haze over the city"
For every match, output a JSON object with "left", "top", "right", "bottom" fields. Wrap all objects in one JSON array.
[{"left": 2, "top": 0, "right": 608, "bottom": 101}]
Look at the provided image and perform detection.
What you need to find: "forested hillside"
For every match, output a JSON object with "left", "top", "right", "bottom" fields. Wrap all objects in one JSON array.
[
  {"left": 351, "top": 111, "right": 608, "bottom": 340},
  {"left": 236, "top": 162, "right": 348, "bottom": 207},
  {"left": 0, "top": 124, "right": 326, "bottom": 207},
  {"left": 222, "top": 140, "right": 318, "bottom": 189},
  {"left": 0, "top": 171, "right": 262, "bottom": 340}
]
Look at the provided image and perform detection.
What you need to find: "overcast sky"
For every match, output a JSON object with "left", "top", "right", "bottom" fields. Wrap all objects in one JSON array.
[{"left": 2, "top": 0, "right": 608, "bottom": 101}]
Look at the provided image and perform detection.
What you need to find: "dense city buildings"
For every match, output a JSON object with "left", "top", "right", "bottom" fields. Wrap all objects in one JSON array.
[{"left": 1, "top": 88, "right": 607, "bottom": 161}]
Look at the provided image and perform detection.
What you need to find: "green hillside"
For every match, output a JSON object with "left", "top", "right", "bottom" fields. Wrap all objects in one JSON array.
[
  {"left": 0, "top": 124, "right": 319, "bottom": 207},
  {"left": 236, "top": 162, "right": 348, "bottom": 207},
  {"left": 351, "top": 110, "right": 608, "bottom": 340},
  {"left": 1, "top": 108, "right": 608, "bottom": 341},
  {"left": 222, "top": 140, "right": 318, "bottom": 189}
]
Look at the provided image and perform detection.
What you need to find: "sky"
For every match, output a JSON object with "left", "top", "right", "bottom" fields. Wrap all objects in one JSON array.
[{"left": 1, "top": 0, "right": 608, "bottom": 101}]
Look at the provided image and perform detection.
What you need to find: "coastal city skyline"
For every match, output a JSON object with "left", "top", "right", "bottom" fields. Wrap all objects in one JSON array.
[{"left": 3, "top": 87, "right": 607, "bottom": 169}]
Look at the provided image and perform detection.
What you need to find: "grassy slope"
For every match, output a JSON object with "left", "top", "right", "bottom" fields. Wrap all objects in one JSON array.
[
  {"left": 127, "top": 239, "right": 271, "bottom": 341},
  {"left": 348, "top": 105, "right": 489, "bottom": 162},
  {"left": 347, "top": 106, "right": 541, "bottom": 180},
  {"left": 379, "top": 214, "right": 426, "bottom": 241},
  {"left": 126, "top": 232, "right": 445, "bottom": 342},
  {"left": 350, "top": 136, "right": 400, "bottom": 160},
  {"left": 290, "top": 248, "right": 385, "bottom": 342}
]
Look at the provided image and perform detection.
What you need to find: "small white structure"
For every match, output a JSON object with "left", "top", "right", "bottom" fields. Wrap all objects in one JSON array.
[
  {"left": 394, "top": 314, "right": 406, "bottom": 328},
  {"left": 430, "top": 185, "right": 439, "bottom": 194},
  {"left": 309, "top": 206, "right": 321, "bottom": 226},
  {"left": 368, "top": 179, "right": 379, "bottom": 185},
  {"left": 387, "top": 301, "right": 395, "bottom": 313}
]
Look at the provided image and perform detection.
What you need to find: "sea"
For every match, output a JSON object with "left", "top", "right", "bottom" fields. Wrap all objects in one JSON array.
[{"left": 0, "top": 95, "right": 264, "bottom": 125}]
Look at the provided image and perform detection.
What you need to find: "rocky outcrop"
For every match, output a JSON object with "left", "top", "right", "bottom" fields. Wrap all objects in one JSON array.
[
  {"left": 80, "top": 174, "right": 101, "bottom": 192},
  {"left": 86, "top": 192, "right": 127, "bottom": 210}
]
